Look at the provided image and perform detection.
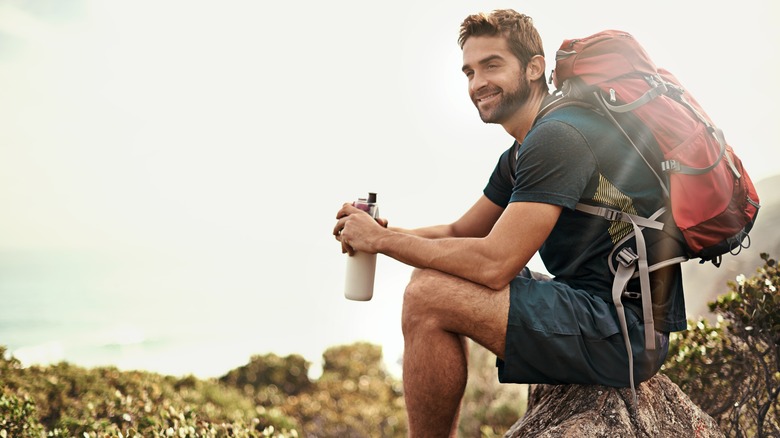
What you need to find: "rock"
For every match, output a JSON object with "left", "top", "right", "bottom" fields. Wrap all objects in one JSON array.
[{"left": 505, "top": 374, "right": 723, "bottom": 437}]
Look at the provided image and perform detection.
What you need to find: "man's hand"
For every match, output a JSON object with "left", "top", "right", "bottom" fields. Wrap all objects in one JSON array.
[{"left": 333, "top": 203, "right": 389, "bottom": 256}]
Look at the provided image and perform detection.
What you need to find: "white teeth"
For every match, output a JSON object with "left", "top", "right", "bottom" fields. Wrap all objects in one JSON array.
[{"left": 479, "top": 93, "right": 499, "bottom": 102}]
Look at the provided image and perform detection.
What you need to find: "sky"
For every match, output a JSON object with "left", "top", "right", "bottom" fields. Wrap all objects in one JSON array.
[{"left": 1, "top": 0, "right": 778, "bottom": 378}]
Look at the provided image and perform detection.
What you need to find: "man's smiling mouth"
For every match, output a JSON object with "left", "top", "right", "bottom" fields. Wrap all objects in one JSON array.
[{"left": 476, "top": 91, "right": 500, "bottom": 104}]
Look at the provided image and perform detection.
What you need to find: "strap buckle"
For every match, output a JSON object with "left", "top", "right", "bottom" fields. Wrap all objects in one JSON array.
[
  {"left": 622, "top": 291, "right": 641, "bottom": 300},
  {"left": 661, "top": 159, "right": 681, "bottom": 173},
  {"left": 593, "top": 207, "right": 622, "bottom": 222},
  {"left": 616, "top": 248, "right": 639, "bottom": 268}
]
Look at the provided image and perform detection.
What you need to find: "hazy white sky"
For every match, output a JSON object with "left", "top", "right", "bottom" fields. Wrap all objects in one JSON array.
[{"left": 1, "top": 0, "right": 778, "bottom": 376}]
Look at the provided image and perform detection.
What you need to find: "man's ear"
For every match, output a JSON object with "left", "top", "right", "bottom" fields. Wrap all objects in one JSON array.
[{"left": 526, "top": 55, "right": 546, "bottom": 81}]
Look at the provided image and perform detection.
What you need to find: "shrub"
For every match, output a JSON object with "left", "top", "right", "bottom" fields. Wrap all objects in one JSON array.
[
  {"left": 0, "top": 393, "right": 45, "bottom": 438},
  {"left": 663, "top": 253, "right": 780, "bottom": 437},
  {"left": 0, "top": 347, "right": 298, "bottom": 437},
  {"left": 278, "top": 343, "right": 407, "bottom": 438},
  {"left": 220, "top": 353, "right": 312, "bottom": 397},
  {"left": 1, "top": 339, "right": 527, "bottom": 437}
]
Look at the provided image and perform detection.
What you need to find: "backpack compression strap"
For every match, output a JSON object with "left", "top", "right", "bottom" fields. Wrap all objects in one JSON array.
[
  {"left": 576, "top": 203, "right": 661, "bottom": 351},
  {"left": 576, "top": 203, "right": 665, "bottom": 405},
  {"left": 592, "top": 75, "right": 740, "bottom": 178},
  {"left": 577, "top": 202, "right": 687, "bottom": 404}
]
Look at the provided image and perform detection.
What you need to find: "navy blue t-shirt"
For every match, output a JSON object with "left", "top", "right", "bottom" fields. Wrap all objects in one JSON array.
[{"left": 484, "top": 104, "right": 687, "bottom": 332}]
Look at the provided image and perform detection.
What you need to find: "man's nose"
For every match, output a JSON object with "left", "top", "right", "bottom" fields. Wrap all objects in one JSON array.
[{"left": 470, "top": 71, "right": 488, "bottom": 95}]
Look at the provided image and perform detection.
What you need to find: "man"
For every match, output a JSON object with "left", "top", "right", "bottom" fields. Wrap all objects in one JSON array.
[{"left": 333, "top": 9, "right": 686, "bottom": 437}]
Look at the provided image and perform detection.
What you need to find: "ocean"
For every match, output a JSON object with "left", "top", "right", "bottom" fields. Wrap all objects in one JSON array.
[
  {"left": 0, "top": 248, "right": 409, "bottom": 380},
  {"left": 2, "top": 251, "right": 254, "bottom": 378}
]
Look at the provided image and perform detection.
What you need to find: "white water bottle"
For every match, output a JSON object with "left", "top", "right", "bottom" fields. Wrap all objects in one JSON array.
[{"left": 344, "top": 192, "right": 378, "bottom": 301}]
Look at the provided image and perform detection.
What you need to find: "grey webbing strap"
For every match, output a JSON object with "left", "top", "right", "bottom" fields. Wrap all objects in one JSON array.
[
  {"left": 625, "top": 214, "right": 656, "bottom": 351},
  {"left": 679, "top": 126, "right": 740, "bottom": 178},
  {"left": 599, "top": 209, "right": 659, "bottom": 406},
  {"left": 590, "top": 91, "right": 670, "bottom": 198},
  {"left": 611, "top": 213, "right": 658, "bottom": 407},
  {"left": 594, "top": 75, "right": 739, "bottom": 182},
  {"left": 575, "top": 203, "right": 664, "bottom": 231},
  {"left": 600, "top": 80, "right": 668, "bottom": 114},
  {"left": 717, "top": 128, "right": 741, "bottom": 178},
  {"left": 661, "top": 124, "right": 727, "bottom": 176},
  {"left": 662, "top": 93, "right": 738, "bottom": 178},
  {"left": 612, "top": 259, "right": 638, "bottom": 405}
]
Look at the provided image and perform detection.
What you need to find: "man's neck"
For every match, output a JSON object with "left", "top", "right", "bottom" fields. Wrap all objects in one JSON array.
[{"left": 502, "top": 88, "right": 549, "bottom": 143}]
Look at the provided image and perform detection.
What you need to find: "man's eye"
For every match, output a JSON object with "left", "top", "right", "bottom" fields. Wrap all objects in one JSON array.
[
  {"left": 487, "top": 64, "right": 497, "bottom": 70},
  {"left": 464, "top": 71, "right": 474, "bottom": 78}
]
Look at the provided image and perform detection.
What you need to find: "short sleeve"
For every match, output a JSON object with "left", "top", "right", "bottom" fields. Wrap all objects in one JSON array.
[
  {"left": 510, "top": 118, "right": 597, "bottom": 210},
  {"left": 483, "top": 143, "right": 517, "bottom": 209}
]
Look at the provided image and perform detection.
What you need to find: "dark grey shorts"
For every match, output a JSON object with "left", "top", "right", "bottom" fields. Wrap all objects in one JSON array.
[{"left": 497, "top": 268, "right": 669, "bottom": 388}]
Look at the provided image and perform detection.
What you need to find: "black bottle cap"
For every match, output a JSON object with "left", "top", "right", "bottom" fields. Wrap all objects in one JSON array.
[{"left": 368, "top": 192, "right": 377, "bottom": 203}]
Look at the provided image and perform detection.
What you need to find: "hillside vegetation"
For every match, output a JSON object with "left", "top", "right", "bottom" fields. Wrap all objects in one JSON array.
[
  {"left": 2, "top": 254, "right": 777, "bottom": 437},
  {"left": 1, "top": 339, "right": 524, "bottom": 437}
]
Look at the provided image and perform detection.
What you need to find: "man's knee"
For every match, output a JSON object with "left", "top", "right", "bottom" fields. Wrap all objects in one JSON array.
[{"left": 402, "top": 268, "right": 447, "bottom": 336}]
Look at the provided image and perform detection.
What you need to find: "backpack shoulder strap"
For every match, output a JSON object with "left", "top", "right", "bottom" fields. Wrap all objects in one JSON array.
[
  {"left": 534, "top": 94, "right": 600, "bottom": 124},
  {"left": 508, "top": 95, "right": 602, "bottom": 186}
]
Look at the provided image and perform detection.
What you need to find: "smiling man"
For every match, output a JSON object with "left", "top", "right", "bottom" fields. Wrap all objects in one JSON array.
[{"left": 333, "top": 9, "right": 686, "bottom": 437}]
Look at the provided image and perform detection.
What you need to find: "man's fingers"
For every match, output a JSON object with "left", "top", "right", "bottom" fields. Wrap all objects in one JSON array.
[
  {"left": 341, "top": 238, "right": 354, "bottom": 255},
  {"left": 336, "top": 202, "right": 359, "bottom": 219},
  {"left": 333, "top": 218, "right": 346, "bottom": 238}
]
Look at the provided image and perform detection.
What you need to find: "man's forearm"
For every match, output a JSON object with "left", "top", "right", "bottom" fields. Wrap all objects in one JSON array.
[
  {"left": 388, "top": 224, "right": 458, "bottom": 240},
  {"left": 373, "top": 202, "right": 561, "bottom": 290},
  {"left": 374, "top": 230, "right": 510, "bottom": 290},
  {"left": 386, "top": 195, "right": 503, "bottom": 240}
]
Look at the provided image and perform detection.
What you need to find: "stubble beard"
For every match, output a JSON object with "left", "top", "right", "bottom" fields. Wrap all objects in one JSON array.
[{"left": 476, "top": 77, "right": 531, "bottom": 124}]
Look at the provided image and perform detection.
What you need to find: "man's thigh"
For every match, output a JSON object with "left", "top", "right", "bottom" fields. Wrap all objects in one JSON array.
[{"left": 403, "top": 268, "right": 510, "bottom": 358}]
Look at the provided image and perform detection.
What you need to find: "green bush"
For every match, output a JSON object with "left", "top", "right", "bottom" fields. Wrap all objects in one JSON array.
[
  {"left": 277, "top": 343, "right": 407, "bottom": 438},
  {"left": 0, "top": 393, "right": 45, "bottom": 438},
  {"left": 0, "top": 346, "right": 298, "bottom": 438},
  {"left": 1, "top": 339, "right": 528, "bottom": 437},
  {"left": 220, "top": 353, "right": 312, "bottom": 397},
  {"left": 663, "top": 253, "right": 780, "bottom": 437}
]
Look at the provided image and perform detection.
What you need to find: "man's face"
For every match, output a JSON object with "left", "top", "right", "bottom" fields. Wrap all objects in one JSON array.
[{"left": 462, "top": 35, "right": 529, "bottom": 124}]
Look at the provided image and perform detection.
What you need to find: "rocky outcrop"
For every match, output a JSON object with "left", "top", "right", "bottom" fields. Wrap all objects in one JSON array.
[{"left": 505, "top": 374, "right": 723, "bottom": 437}]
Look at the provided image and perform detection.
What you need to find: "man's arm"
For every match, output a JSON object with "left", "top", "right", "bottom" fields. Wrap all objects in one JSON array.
[
  {"left": 389, "top": 195, "right": 504, "bottom": 239},
  {"left": 336, "top": 200, "right": 561, "bottom": 290}
]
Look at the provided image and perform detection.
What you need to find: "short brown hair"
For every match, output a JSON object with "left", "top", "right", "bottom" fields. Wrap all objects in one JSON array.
[{"left": 458, "top": 9, "right": 544, "bottom": 68}]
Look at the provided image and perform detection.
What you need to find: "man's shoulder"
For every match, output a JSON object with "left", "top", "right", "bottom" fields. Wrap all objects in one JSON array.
[
  {"left": 529, "top": 101, "right": 631, "bottom": 161},
  {"left": 522, "top": 104, "right": 606, "bottom": 154},
  {"left": 536, "top": 101, "right": 606, "bottom": 129}
]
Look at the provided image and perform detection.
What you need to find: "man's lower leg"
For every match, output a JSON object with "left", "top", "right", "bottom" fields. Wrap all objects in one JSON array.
[{"left": 403, "top": 326, "right": 468, "bottom": 438}]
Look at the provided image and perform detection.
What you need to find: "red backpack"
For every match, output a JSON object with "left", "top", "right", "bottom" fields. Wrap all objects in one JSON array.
[
  {"left": 545, "top": 30, "right": 760, "bottom": 401},
  {"left": 550, "top": 30, "right": 760, "bottom": 263}
]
